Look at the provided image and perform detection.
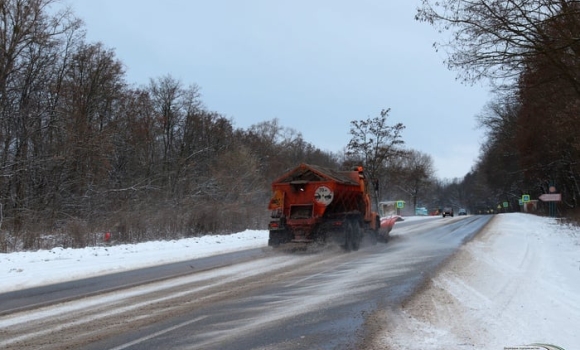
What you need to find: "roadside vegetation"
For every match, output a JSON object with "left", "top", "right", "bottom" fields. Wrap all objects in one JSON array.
[
  {"left": 1, "top": 0, "right": 579, "bottom": 252},
  {"left": 416, "top": 0, "right": 580, "bottom": 221}
]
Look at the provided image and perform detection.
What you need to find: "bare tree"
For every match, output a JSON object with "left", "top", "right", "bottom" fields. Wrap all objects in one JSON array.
[
  {"left": 395, "top": 150, "right": 436, "bottom": 212},
  {"left": 346, "top": 109, "right": 405, "bottom": 208},
  {"left": 416, "top": 0, "right": 580, "bottom": 89},
  {"left": 148, "top": 75, "right": 185, "bottom": 165},
  {"left": 244, "top": 119, "right": 302, "bottom": 180}
]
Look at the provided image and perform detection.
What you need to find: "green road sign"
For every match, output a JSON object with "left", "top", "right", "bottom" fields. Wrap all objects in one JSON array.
[
  {"left": 503, "top": 201, "right": 508, "bottom": 208},
  {"left": 396, "top": 200, "right": 404, "bottom": 208},
  {"left": 522, "top": 194, "right": 530, "bottom": 203}
]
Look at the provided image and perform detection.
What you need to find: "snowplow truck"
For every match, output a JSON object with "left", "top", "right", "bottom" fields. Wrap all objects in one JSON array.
[{"left": 267, "top": 163, "right": 381, "bottom": 251}]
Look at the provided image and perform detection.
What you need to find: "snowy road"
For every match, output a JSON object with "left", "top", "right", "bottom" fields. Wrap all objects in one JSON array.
[
  {"left": 0, "top": 248, "right": 267, "bottom": 315},
  {"left": 0, "top": 215, "right": 492, "bottom": 350}
]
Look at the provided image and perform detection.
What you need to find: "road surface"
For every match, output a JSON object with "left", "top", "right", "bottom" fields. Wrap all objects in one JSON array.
[{"left": 0, "top": 215, "right": 493, "bottom": 350}]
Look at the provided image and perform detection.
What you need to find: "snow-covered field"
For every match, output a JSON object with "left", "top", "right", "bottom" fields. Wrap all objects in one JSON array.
[
  {"left": 0, "top": 229, "right": 270, "bottom": 294},
  {"left": 1, "top": 213, "right": 579, "bottom": 349}
]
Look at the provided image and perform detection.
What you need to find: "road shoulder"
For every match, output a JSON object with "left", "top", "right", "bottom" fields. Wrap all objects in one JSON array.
[{"left": 376, "top": 213, "right": 580, "bottom": 350}]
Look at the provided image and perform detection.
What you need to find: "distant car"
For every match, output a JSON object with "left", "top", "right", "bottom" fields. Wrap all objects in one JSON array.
[
  {"left": 415, "top": 207, "right": 428, "bottom": 216},
  {"left": 458, "top": 208, "right": 467, "bottom": 216},
  {"left": 442, "top": 207, "right": 454, "bottom": 217}
]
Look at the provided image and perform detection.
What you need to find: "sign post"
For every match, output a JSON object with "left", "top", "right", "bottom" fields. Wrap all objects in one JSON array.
[
  {"left": 396, "top": 200, "right": 405, "bottom": 215},
  {"left": 520, "top": 194, "right": 531, "bottom": 213},
  {"left": 539, "top": 192, "right": 561, "bottom": 218}
]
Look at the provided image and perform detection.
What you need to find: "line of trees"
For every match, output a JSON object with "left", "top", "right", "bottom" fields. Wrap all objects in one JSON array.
[
  {"left": 417, "top": 0, "right": 580, "bottom": 216},
  {"left": 8, "top": 0, "right": 552, "bottom": 252},
  {"left": 1, "top": 0, "right": 441, "bottom": 252},
  {"left": 0, "top": 0, "right": 347, "bottom": 252}
]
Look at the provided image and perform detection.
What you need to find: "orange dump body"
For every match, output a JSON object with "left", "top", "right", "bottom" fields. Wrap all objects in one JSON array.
[{"left": 268, "top": 163, "right": 379, "bottom": 245}]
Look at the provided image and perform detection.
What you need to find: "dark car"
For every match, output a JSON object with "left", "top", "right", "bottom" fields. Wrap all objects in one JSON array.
[
  {"left": 458, "top": 208, "right": 467, "bottom": 216},
  {"left": 442, "top": 207, "right": 454, "bottom": 217}
]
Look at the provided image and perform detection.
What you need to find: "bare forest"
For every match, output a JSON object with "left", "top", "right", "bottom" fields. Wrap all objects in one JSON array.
[
  {"left": 1, "top": 0, "right": 432, "bottom": 252},
  {"left": 417, "top": 0, "right": 580, "bottom": 220},
  {"left": 0, "top": 0, "right": 349, "bottom": 252},
  {"left": 3, "top": 0, "right": 580, "bottom": 252}
]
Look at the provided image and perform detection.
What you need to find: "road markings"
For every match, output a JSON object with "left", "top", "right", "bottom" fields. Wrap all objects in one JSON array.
[{"left": 109, "top": 316, "right": 208, "bottom": 350}]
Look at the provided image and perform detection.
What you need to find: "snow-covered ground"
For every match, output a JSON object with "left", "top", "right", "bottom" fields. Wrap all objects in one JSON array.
[
  {"left": 1, "top": 213, "right": 579, "bottom": 349},
  {"left": 380, "top": 213, "right": 580, "bottom": 350},
  {"left": 0, "top": 229, "right": 270, "bottom": 294}
]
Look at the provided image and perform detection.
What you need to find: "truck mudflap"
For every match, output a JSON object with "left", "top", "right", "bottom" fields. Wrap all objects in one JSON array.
[{"left": 292, "top": 237, "right": 313, "bottom": 243}]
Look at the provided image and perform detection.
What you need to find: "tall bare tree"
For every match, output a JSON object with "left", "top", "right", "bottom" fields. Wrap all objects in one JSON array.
[
  {"left": 346, "top": 109, "right": 405, "bottom": 208},
  {"left": 416, "top": 0, "right": 580, "bottom": 89},
  {"left": 395, "top": 150, "right": 435, "bottom": 212}
]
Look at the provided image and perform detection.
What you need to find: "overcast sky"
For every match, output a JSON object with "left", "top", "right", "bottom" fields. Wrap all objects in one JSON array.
[{"left": 60, "top": 0, "right": 492, "bottom": 179}]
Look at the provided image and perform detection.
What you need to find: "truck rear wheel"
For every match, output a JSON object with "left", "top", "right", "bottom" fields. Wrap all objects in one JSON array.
[
  {"left": 269, "top": 230, "right": 292, "bottom": 247},
  {"left": 344, "top": 219, "right": 361, "bottom": 252}
]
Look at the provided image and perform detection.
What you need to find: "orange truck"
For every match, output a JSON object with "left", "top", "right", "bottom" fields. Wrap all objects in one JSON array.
[{"left": 267, "top": 163, "right": 392, "bottom": 250}]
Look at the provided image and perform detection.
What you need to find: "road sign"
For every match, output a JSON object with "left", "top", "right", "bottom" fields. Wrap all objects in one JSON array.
[
  {"left": 522, "top": 194, "right": 530, "bottom": 203},
  {"left": 503, "top": 201, "right": 508, "bottom": 208},
  {"left": 539, "top": 193, "right": 562, "bottom": 202},
  {"left": 396, "top": 200, "right": 405, "bottom": 208}
]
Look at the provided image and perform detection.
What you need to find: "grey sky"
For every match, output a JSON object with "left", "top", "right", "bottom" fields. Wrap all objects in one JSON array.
[{"left": 62, "top": 0, "right": 491, "bottom": 179}]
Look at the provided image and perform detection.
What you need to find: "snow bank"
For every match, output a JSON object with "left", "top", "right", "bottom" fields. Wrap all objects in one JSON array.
[{"left": 378, "top": 213, "right": 580, "bottom": 349}]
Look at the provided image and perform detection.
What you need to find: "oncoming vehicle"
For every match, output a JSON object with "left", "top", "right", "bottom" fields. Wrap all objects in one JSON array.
[
  {"left": 458, "top": 208, "right": 467, "bottom": 216},
  {"left": 442, "top": 207, "right": 454, "bottom": 217}
]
